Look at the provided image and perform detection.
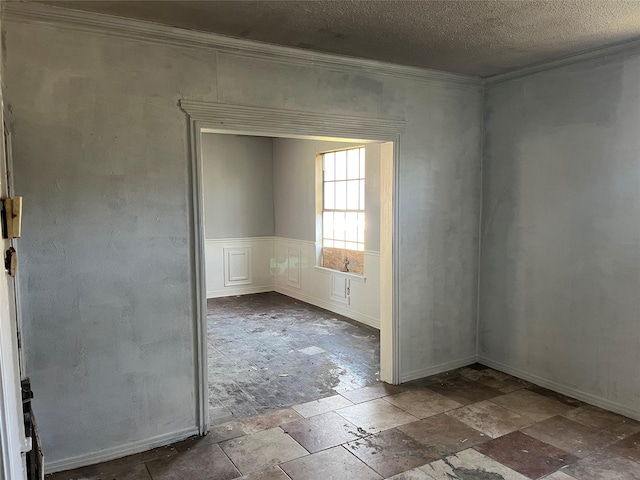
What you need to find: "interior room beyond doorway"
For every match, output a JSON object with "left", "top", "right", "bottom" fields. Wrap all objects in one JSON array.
[{"left": 201, "top": 133, "right": 390, "bottom": 426}]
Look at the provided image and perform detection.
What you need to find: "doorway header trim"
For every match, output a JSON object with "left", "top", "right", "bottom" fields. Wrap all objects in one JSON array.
[{"left": 180, "top": 100, "right": 406, "bottom": 142}]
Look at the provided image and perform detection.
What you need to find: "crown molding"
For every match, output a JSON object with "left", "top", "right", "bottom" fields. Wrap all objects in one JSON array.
[
  {"left": 485, "top": 37, "right": 640, "bottom": 86},
  {"left": 180, "top": 100, "right": 405, "bottom": 141},
  {"left": 3, "top": 1, "right": 481, "bottom": 89}
]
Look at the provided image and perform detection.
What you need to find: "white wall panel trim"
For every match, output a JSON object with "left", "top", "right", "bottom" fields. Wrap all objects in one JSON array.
[
  {"left": 207, "top": 286, "right": 274, "bottom": 299},
  {"left": 478, "top": 356, "right": 640, "bottom": 422},
  {"left": 223, "top": 247, "right": 252, "bottom": 286},
  {"left": 206, "top": 236, "right": 274, "bottom": 244},
  {"left": 45, "top": 427, "right": 198, "bottom": 474},
  {"left": 286, "top": 247, "right": 302, "bottom": 289}
]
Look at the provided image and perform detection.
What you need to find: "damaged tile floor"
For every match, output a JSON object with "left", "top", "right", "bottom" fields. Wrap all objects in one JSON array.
[
  {"left": 206, "top": 292, "right": 381, "bottom": 424},
  {"left": 49, "top": 364, "right": 640, "bottom": 479},
  {"left": 49, "top": 294, "right": 640, "bottom": 479}
]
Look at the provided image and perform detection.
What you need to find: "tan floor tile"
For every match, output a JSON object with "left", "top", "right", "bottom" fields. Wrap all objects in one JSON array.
[
  {"left": 419, "top": 448, "right": 528, "bottom": 480},
  {"left": 146, "top": 443, "right": 240, "bottom": 480},
  {"left": 606, "top": 431, "right": 640, "bottom": 463},
  {"left": 385, "top": 469, "right": 432, "bottom": 480},
  {"left": 522, "top": 415, "right": 607, "bottom": 457},
  {"left": 491, "top": 389, "right": 575, "bottom": 422},
  {"left": 474, "top": 431, "right": 578, "bottom": 479},
  {"left": 237, "top": 465, "right": 290, "bottom": 480},
  {"left": 48, "top": 446, "right": 177, "bottom": 480},
  {"left": 459, "top": 367, "right": 529, "bottom": 393},
  {"left": 427, "top": 377, "right": 502, "bottom": 405},
  {"left": 292, "top": 394, "right": 354, "bottom": 418},
  {"left": 562, "top": 451, "right": 640, "bottom": 479},
  {"left": 525, "top": 386, "right": 585, "bottom": 408},
  {"left": 345, "top": 428, "right": 440, "bottom": 477},
  {"left": 48, "top": 463, "right": 152, "bottom": 480},
  {"left": 238, "top": 408, "right": 303, "bottom": 434},
  {"left": 445, "top": 400, "right": 532, "bottom": 438},
  {"left": 398, "top": 413, "right": 489, "bottom": 456},
  {"left": 541, "top": 471, "right": 575, "bottom": 479},
  {"left": 220, "top": 427, "right": 308, "bottom": 475},
  {"left": 282, "top": 411, "right": 363, "bottom": 453},
  {"left": 337, "top": 398, "right": 419, "bottom": 434},
  {"left": 341, "top": 383, "right": 405, "bottom": 404},
  {"left": 280, "top": 446, "right": 382, "bottom": 480},
  {"left": 383, "top": 389, "right": 463, "bottom": 419},
  {"left": 562, "top": 405, "right": 640, "bottom": 431},
  {"left": 174, "top": 423, "right": 246, "bottom": 452}
]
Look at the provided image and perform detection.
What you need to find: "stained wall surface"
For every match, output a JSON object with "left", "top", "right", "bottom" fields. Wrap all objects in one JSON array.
[
  {"left": 273, "top": 138, "right": 381, "bottom": 251},
  {"left": 3, "top": 17, "right": 482, "bottom": 466},
  {"left": 201, "top": 134, "right": 274, "bottom": 239},
  {"left": 480, "top": 52, "right": 640, "bottom": 419}
]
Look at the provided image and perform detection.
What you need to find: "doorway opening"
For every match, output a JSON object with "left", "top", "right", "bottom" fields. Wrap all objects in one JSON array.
[
  {"left": 182, "top": 100, "right": 403, "bottom": 433},
  {"left": 201, "top": 134, "right": 386, "bottom": 424}
]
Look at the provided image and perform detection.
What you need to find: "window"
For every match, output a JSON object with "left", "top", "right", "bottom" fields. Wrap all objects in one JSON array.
[{"left": 322, "top": 147, "right": 365, "bottom": 252}]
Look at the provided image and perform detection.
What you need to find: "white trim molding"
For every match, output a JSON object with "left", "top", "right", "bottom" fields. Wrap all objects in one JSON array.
[
  {"left": 186, "top": 101, "right": 406, "bottom": 142},
  {"left": 485, "top": 37, "right": 640, "bottom": 86},
  {"left": 3, "top": 1, "right": 481, "bottom": 89}
]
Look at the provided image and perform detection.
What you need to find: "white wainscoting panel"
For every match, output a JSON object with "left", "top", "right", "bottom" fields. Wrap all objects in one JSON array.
[
  {"left": 206, "top": 236, "right": 380, "bottom": 328},
  {"left": 205, "top": 237, "right": 274, "bottom": 298},
  {"left": 286, "top": 247, "right": 302, "bottom": 289},
  {"left": 223, "top": 247, "right": 252, "bottom": 287},
  {"left": 330, "top": 275, "right": 350, "bottom": 305},
  {"left": 275, "top": 237, "right": 380, "bottom": 329}
]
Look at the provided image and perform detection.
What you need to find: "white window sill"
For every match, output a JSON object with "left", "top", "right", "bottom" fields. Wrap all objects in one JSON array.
[{"left": 314, "top": 266, "right": 366, "bottom": 283}]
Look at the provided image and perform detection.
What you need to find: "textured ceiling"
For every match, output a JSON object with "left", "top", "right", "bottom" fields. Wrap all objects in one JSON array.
[{"left": 31, "top": 0, "right": 640, "bottom": 77}]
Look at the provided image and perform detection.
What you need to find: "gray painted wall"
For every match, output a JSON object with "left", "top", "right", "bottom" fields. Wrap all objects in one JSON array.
[
  {"left": 201, "top": 134, "right": 274, "bottom": 239},
  {"left": 4, "top": 19, "right": 482, "bottom": 465},
  {"left": 273, "top": 139, "right": 381, "bottom": 252},
  {"left": 480, "top": 53, "right": 640, "bottom": 418}
]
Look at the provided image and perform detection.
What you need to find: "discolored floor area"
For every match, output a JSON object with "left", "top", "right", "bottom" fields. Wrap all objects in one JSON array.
[
  {"left": 206, "top": 292, "right": 381, "bottom": 425},
  {"left": 49, "top": 364, "right": 640, "bottom": 480}
]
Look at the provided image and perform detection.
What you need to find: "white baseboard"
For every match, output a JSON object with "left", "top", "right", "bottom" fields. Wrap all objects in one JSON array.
[
  {"left": 399, "top": 355, "right": 478, "bottom": 383},
  {"left": 45, "top": 427, "right": 198, "bottom": 474},
  {"left": 207, "top": 285, "right": 274, "bottom": 299},
  {"left": 478, "top": 356, "right": 640, "bottom": 422},
  {"left": 275, "top": 285, "right": 380, "bottom": 329}
]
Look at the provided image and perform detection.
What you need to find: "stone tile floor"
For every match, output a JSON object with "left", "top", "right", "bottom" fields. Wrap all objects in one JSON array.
[
  {"left": 49, "top": 364, "right": 640, "bottom": 479},
  {"left": 206, "top": 293, "right": 381, "bottom": 424}
]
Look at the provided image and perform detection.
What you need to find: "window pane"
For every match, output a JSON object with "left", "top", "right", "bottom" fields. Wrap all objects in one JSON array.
[
  {"left": 345, "top": 242, "right": 357, "bottom": 250},
  {"left": 335, "top": 150, "right": 347, "bottom": 180},
  {"left": 324, "top": 153, "right": 335, "bottom": 181},
  {"left": 346, "top": 180, "right": 359, "bottom": 210},
  {"left": 346, "top": 212, "right": 358, "bottom": 242},
  {"left": 357, "top": 212, "right": 365, "bottom": 244},
  {"left": 347, "top": 148, "right": 360, "bottom": 179},
  {"left": 324, "top": 182, "right": 334, "bottom": 209},
  {"left": 323, "top": 239, "right": 334, "bottom": 248},
  {"left": 359, "top": 179, "right": 365, "bottom": 209},
  {"left": 359, "top": 151, "right": 365, "bottom": 180},
  {"left": 335, "top": 181, "right": 347, "bottom": 210},
  {"left": 323, "top": 212, "right": 334, "bottom": 240},
  {"left": 334, "top": 240, "right": 346, "bottom": 249},
  {"left": 333, "top": 211, "right": 346, "bottom": 240},
  {"left": 357, "top": 243, "right": 365, "bottom": 251}
]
